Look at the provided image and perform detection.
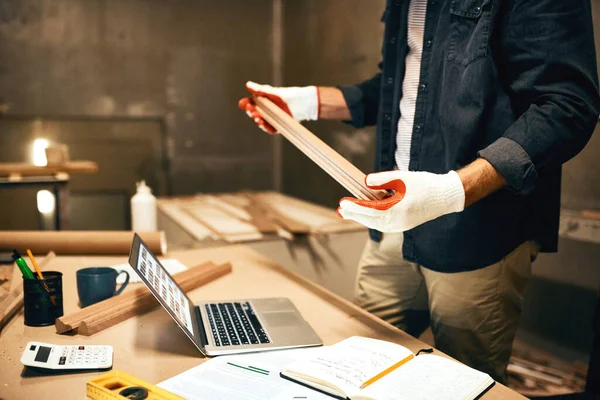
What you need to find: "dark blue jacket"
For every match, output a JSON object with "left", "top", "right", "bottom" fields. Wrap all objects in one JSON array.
[{"left": 339, "top": 0, "right": 600, "bottom": 272}]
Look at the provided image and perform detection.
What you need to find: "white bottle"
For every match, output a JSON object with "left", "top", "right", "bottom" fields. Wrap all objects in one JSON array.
[{"left": 131, "top": 180, "right": 157, "bottom": 231}]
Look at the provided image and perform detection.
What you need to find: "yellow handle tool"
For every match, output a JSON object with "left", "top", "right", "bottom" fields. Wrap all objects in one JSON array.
[{"left": 86, "top": 370, "right": 184, "bottom": 400}]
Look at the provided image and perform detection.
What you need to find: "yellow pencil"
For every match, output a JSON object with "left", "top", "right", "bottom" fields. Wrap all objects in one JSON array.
[{"left": 26, "top": 249, "right": 56, "bottom": 306}]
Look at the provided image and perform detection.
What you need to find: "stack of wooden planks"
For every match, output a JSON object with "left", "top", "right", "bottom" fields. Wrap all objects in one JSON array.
[
  {"left": 254, "top": 96, "right": 387, "bottom": 201},
  {"left": 158, "top": 191, "right": 367, "bottom": 243},
  {"left": 507, "top": 344, "right": 588, "bottom": 396},
  {"left": 55, "top": 261, "right": 232, "bottom": 336}
]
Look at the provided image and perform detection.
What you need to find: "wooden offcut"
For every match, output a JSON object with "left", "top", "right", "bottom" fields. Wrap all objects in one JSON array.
[
  {"left": 55, "top": 261, "right": 231, "bottom": 335},
  {"left": 158, "top": 192, "right": 367, "bottom": 243},
  {"left": 254, "top": 96, "right": 387, "bottom": 201}
]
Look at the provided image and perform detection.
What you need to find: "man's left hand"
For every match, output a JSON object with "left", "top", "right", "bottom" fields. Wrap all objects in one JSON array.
[{"left": 337, "top": 170, "right": 466, "bottom": 232}]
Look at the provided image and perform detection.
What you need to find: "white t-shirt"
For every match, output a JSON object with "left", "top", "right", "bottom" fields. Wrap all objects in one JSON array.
[{"left": 395, "top": 0, "right": 428, "bottom": 171}]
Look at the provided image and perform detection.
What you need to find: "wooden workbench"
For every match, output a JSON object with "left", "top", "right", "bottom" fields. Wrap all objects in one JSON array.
[{"left": 0, "top": 245, "right": 525, "bottom": 399}]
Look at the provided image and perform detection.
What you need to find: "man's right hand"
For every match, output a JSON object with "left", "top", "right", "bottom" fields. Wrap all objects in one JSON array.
[{"left": 238, "top": 81, "right": 319, "bottom": 134}]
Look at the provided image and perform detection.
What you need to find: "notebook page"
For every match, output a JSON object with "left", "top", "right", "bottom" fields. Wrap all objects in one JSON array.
[
  {"left": 354, "top": 354, "right": 494, "bottom": 400},
  {"left": 284, "top": 336, "right": 414, "bottom": 397},
  {"left": 158, "top": 349, "right": 329, "bottom": 400}
]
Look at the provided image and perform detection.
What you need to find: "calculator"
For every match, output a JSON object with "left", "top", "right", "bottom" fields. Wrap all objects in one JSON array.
[{"left": 20, "top": 342, "right": 113, "bottom": 371}]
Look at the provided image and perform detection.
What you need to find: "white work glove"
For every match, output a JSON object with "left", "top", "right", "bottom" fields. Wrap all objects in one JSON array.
[
  {"left": 238, "top": 81, "right": 319, "bottom": 134},
  {"left": 337, "top": 170, "right": 466, "bottom": 232}
]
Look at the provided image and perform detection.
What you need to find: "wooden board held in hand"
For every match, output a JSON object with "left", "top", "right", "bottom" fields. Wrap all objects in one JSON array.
[{"left": 254, "top": 96, "right": 387, "bottom": 201}]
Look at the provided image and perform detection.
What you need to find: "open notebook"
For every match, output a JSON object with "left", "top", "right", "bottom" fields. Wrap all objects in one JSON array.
[{"left": 280, "top": 336, "right": 494, "bottom": 400}]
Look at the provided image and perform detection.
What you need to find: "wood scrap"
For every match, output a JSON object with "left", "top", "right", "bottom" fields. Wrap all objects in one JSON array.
[
  {"left": 253, "top": 191, "right": 364, "bottom": 234},
  {"left": 582, "top": 209, "right": 600, "bottom": 219},
  {"left": 244, "top": 192, "right": 311, "bottom": 233},
  {"left": 254, "top": 96, "right": 387, "bottom": 201},
  {"left": 206, "top": 194, "right": 279, "bottom": 233},
  {"left": 204, "top": 195, "right": 252, "bottom": 222},
  {"left": 0, "top": 252, "right": 56, "bottom": 330},
  {"left": 0, "top": 263, "right": 12, "bottom": 299},
  {"left": 158, "top": 200, "right": 215, "bottom": 241},
  {"left": 56, "top": 261, "right": 232, "bottom": 336},
  {"left": 182, "top": 200, "right": 263, "bottom": 243},
  {"left": 158, "top": 191, "right": 367, "bottom": 243},
  {"left": 216, "top": 195, "right": 279, "bottom": 233},
  {"left": 507, "top": 344, "right": 587, "bottom": 397}
]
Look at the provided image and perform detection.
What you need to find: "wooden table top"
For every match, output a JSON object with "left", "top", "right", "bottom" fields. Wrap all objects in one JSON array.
[{"left": 0, "top": 245, "right": 525, "bottom": 399}]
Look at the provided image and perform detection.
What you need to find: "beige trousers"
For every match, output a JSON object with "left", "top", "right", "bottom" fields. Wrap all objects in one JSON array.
[{"left": 354, "top": 232, "right": 535, "bottom": 383}]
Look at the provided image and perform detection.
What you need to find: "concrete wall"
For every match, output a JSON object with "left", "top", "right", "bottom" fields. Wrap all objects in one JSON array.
[
  {"left": 0, "top": 0, "right": 276, "bottom": 229},
  {"left": 282, "top": 0, "right": 384, "bottom": 208}
]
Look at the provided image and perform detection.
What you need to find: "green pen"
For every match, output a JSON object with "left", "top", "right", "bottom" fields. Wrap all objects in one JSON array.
[{"left": 12, "top": 250, "right": 36, "bottom": 280}]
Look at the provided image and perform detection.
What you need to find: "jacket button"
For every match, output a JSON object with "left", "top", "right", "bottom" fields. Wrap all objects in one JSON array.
[
  {"left": 420, "top": 84, "right": 427, "bottom": 92},
  {"left": 425, "top": 40, "right": 432, "bottom": 48},
  {"left": 390, "top": 37, "right": 396, "bottom": 44},
  {"left": 385, "top": 114, "right": 391, "bottom": 121},
  {"left": 387, "top": 77, "right": 393, "bottom": 84},
  {"left": 415, "top": 125, "right": 421, "bottom": 132},
  {"left": 475, "top": 6, "right": 481, "bottom": 13}
]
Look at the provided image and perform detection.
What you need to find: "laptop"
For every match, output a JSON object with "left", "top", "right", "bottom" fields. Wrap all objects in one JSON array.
[{"left": 128, "top": 233, "right": 323, "bottom": 356}]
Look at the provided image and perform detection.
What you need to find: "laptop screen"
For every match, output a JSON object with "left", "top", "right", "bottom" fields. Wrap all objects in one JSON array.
[
  {"left": 135, "top": 241, "right": 196, "bottom": 334},
  {"left": 128, "top": 234, "right": 204, "bottom": 354}
]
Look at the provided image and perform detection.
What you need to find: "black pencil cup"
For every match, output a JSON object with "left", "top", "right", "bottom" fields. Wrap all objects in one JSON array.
[{"left": 23, "top": 271, "right": 64, "bottom": 327}]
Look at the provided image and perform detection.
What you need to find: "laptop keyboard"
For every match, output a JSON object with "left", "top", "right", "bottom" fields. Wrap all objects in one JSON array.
[{"left": 205, "top": 302, "right": 270, "bottom": 347}]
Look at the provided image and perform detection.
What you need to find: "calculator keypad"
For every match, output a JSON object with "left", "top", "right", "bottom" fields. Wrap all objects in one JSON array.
[{"left": 59, "top": 345, "right": 111, "bottom": 368}]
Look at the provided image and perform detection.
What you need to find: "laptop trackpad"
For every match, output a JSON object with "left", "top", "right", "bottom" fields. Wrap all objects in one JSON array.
[{"left": 262, "top": 311, "right": 303, "bottom": 328}]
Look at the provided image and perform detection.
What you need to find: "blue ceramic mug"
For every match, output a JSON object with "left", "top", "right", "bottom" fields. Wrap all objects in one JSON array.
[{"left": 76, "top": 267, "right": 129, "bottom": 307}]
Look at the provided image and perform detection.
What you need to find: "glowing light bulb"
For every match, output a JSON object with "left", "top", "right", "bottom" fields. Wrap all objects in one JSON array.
[
  {"left": 37, "top": 190, "right": 55, "bottom": 214},
  {"left": 32, "top": 138, "right": 50, "bottom": 166}
]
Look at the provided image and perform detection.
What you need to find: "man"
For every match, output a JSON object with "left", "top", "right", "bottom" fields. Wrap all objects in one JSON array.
[{"left": 239, "top": 0, "right": 600, "bottom": 383}]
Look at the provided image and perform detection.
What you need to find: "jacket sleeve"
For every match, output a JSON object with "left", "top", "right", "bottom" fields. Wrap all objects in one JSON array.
[
  {"left": 338, "top": 63, "right": 383, "bottom": 128},
  {"left": 478, "top": 0, "right": 600, "bottom": 195}
]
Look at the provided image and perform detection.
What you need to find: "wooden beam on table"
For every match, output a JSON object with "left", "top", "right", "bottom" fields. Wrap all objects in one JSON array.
[{"left": 56, "top": 261, "right": 232, "bottom": 335}]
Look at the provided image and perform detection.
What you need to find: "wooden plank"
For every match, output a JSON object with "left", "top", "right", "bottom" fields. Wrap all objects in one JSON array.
[
  {"left": 157, "top": 200, "right": 215, "bottom": 241},
  {"left": 255, "top": 97, "right": 387, "bottom": 201},
  {"left": 0, "top": 252, "right": 56, "bottom": 329},
  {"left": 582, "top": 210, "right": 600, "bottom": 219},
  {"left": 215, "top": 193, "right": 280, "bottom": 233},
  {"left": 245, "top": 192, "right": 311, "bottom": 233},
  {"left": 0, "top": 161, "right": 99, "bottom": 176},
  {"left": 253, "top": 191, "right": 364, "bottom": 234},
  {"left": 203, "top": 195, "right": 253, "bottom": 222},
  {"left": 56, "top": 262, "right": 232, "bottom": 335},
  {"left": 182, "top": 200, "right": 263, "bottom": 242},
  {"left": 256, "top": 102, "right": 368, "bottom": 198}
]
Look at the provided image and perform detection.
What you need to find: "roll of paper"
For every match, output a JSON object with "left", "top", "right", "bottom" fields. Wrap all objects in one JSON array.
[{"left": 0, "top": 231, "right": 167, "bottom": 255}]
